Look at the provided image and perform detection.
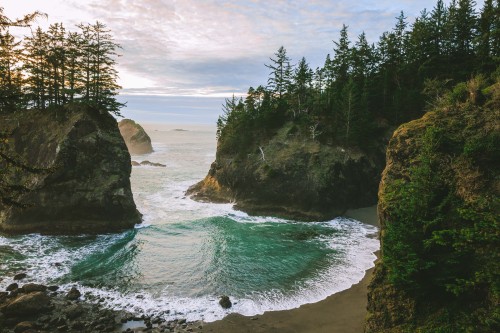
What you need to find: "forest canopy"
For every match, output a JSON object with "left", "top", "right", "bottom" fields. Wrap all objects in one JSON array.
[
  {"left": 0, "top": 7, "right": 123, "bottom": 115},
  {"left": 216, "top": 0, "right": 499, "bottom": 154}
]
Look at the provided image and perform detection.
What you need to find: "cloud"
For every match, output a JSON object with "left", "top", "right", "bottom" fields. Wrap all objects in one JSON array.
[{"left": 7, "top": 0, "right": 482, "bottom": 96}]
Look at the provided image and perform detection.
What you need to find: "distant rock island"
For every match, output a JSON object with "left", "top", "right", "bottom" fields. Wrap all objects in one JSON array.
[
  {"left": 118, "top": 119, "right": 153, "bottom": 154},
  {"left": 0, "top": 105, "right": 142, "bottom": 234},
  {"left": 131, "top": 160, "right": 166, "bottom": 167},
  {"left": 173, "top": 129, "right": 188, "bottom": 132}
]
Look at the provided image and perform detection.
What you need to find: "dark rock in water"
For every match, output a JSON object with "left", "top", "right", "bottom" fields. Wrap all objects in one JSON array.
[
  {"left": 219, "top": 295, "right": 232, "bottom": 309},
  {"left": 118, "top": 119, "right": 153, "bottom": 154},
  {"left": 6, "top": 283, "right": 18, "bottom": 291},
  {"left": 3, "top": 291, "right": 51, "bottom": 316},
  {"left": 140, "top": 160, "right": 166, "bottom": 167},
  {"left": 13, "top": 321, "right": 34, "bottom": 333},
  {"left": 48, "top": 286, "right": 59, "bottom": 292},
  {"left": 0, "top": 106, "right": 142, "bottom": 234},
  {"left": 13, "top": 273, "right": 27, "bottom": 281},
  {"left": 66, "top": 287, "right": 81, "bottom": 301},
  {"left": 131, "top": 161, "right": 141, "bottom": 166},
  {"left": 21, "top": 283, "right": 47, "bottom": 293}
]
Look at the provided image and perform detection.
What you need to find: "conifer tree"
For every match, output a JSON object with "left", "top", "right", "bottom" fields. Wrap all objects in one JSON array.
[{"left": 265, "top": 46, "right": 293, "bottom": 100}]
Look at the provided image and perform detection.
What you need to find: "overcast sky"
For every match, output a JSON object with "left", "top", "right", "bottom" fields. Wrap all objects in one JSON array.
[{"left": 3, "top": 0, "right": 485, "bottom": 98}]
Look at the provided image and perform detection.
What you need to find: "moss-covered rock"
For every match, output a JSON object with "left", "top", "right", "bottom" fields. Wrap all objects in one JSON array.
[
  {"left": 118, "top": 119, "right": 153, "bottom": 154},
  {"left": 366, "top": 79, "right": 500, "bottom": 332},
  {"left": 188, "top": 122, "right": 387, "bottom": 221},
  {"left": 0, "top": 105, "right": 141, "bottom": 234}
]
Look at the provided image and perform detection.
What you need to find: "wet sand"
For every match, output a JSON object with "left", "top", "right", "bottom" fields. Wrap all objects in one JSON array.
[{"left": 203, "top": 205, "right": 379, "bottom": 333}]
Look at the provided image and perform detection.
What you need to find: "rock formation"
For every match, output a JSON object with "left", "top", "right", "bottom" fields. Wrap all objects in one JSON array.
[
  {"left": 118, "top": 119, "right": 153, "bottom": 154},
  {"left": 188, "top": 122, "right": 387, "bottom": 221},
  {"left": 365, "top": 81, "right": 499, "bottom": 332},
  {"left": 0, "top": 105, "right": 141, "bottom": 234}
]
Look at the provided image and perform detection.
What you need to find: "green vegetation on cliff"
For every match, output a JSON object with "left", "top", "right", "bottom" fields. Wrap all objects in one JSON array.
[
  {"left": 1, "top": 8, "right": 129, "bottom": 226},
  {"left": 217, "top": 0, "right": 499, "bottom": 156},
  {"left": 366, "top": 76, "right": 500, "bottom": 332},
  {"left": 193, "top": 0, "right": 499, "bottom": 221}
]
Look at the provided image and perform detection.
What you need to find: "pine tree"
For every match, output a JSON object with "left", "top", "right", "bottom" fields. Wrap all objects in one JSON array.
[
  {"left": 291, "top": 57, "right": 313, "bottom": 116},
  {"left": 0, "top": 31, "right": 23, "bottom": 112},
  {"left": 332, "top": 24, "right": 352, "bottom": 84},
  {"left": 24, "top": 27, "right": 50, "bottom": 109},
  {"left": 265, "top": 46, "right": 293, "bottom": 100}
]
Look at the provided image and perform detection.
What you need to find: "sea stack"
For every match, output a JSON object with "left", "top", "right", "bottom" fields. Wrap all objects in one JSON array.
[
  {"left": 0, "top": 105, "right": 142, "bottom": 234},
  {"left": 118, "top": 119, "right": 153, "bottom": 154},
  {"left": 187, "top": 122, "right": 387, "bottom": 221}
]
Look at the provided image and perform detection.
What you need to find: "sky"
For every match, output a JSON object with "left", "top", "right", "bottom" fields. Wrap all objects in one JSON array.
[
  {"left": 3, "top": 1, "right": 485, "bottom": 123},
  {"left": 0, "top": 0, "right": 484, "bottom": 124}
]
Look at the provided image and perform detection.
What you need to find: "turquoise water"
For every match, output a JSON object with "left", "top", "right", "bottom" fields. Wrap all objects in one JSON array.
[{"left": 0, "top": 124, "right": 378, "bottom": 322}]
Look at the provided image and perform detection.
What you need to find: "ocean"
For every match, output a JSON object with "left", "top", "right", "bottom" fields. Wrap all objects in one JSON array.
[{"left": 0, "top": 123, "right": 379, "bottom": 322}]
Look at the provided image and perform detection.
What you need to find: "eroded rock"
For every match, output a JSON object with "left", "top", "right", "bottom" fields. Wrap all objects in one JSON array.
[{"left": 118, "top": 119, "right": 153, "bottom": 154}]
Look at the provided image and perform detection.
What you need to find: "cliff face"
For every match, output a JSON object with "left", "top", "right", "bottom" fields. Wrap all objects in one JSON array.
[
  {"left": 0, "top": 105, "right": 142, "bottom": 234},
  {"left": 188, "top": 122, "right": 387, "bottom": 221},
  {"left": 366, "top": 82, "right": 499, "bottom": 332},
  {"left": 118, "top": 119, "right": 153, "bottom": 155}
]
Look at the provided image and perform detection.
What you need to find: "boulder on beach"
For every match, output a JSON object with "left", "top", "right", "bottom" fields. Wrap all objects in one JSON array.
[
  {"left": 3, "top": 292, "right": 51, "bottom": 316},
  {"left": 66, "top": 287, "right": 81, "bottom": 301},
  {"left": 21, "top": 283, "right": 47, "bottom": 293},
  {"left": 118, "top": 119, "right": 153, "bottom": 155}
]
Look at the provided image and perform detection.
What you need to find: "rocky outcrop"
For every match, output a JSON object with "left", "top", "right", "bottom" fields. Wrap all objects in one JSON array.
[
  {"left": 118, "top": 119, "right": 153, "bottom": 154},
  {"left": 188, "top": 122, "right": 387, "bottom": 221},
  {"left": 0, "top": 105, "right": 141, "bottom": 234},
  {"left": 132, "top": 160, "right": 166, "bottom": 167},
  {"left": 365, "top": 82, "right": 499, "bottom": 332}
]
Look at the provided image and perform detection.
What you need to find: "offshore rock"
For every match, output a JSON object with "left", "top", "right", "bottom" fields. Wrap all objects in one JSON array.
[
  {"left": 219, "top": 295, "right": 232, "bottom": 309},
  {"left": 0, "top": 105, "right": 141, "bottom": 234},
  {"left": 188, "top": 122, "right": 387, "bottom": 221},
  {"left": 118, "top": 119, "right": 153, "bottom": 154}
]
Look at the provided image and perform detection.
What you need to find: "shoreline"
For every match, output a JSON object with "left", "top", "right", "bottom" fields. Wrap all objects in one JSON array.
[
  {"left": 202, "top": 205, "right": 379, "bottom": 333},
  {"left": 0, "top": 206, "right": 379, "bottom": 333}
]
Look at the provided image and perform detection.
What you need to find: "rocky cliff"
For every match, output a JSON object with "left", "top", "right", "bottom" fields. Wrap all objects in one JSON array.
[
  {"left": 0, "top": 105, "right": 142, "bottom": 234},
  {"left": 118, "top": 119, "right": 153, "bottom": 154},
  {"left": 365, "top": 80, "right": 499, "bottom": 332},
  {"left": 188, "top": 122, "right": 387, "bottom": 221}
]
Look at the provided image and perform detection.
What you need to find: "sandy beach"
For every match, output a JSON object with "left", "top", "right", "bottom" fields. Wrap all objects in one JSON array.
[{"left": 203, "top": 205, "right": 379, "bottom": 333}]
